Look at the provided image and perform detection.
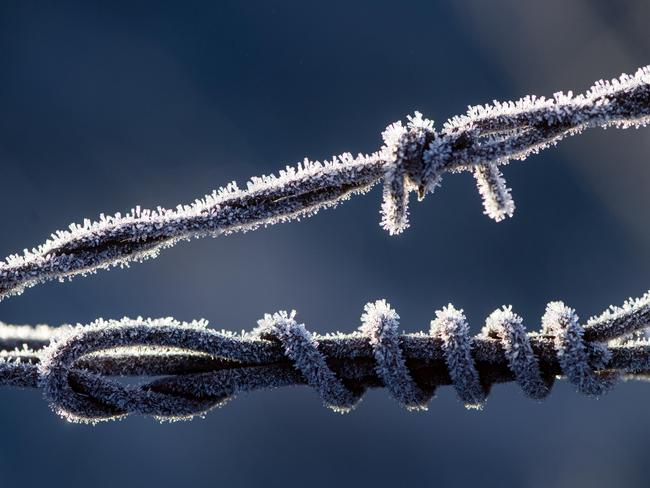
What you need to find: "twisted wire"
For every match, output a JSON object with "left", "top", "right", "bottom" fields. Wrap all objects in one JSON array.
[
  {"left": 254, "top": 311, "right": 362, "bottom": 412},
  {"left": 0, "top": 66, "right": 648, "bottom": 300},
  {"left": 431, "top": 305, "right": 487, "bottom": 408},
  {"left": 481, "top": 307, "right": 550, "bottom": 400},
  {"left": 359, "top": 300, "right": 431, "bottom": 410},
  {"left": 3, "top": 293, "right": 650, "bottom": 423}
]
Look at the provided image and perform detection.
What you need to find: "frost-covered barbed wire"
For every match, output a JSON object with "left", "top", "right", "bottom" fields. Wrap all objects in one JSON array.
[
  {"left": 1, "top": 66, "right": 650, "bottom": 423},
  {"left": 0, "top": 66, "right": 648, "bottom": 301},
  {"left": 3, "top": 292, "right": 650, "bottom": 423}
]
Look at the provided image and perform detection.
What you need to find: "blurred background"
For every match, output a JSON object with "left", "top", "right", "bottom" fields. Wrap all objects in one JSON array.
[{"left": 1, "top": 1, "right": 649, "bottom": 487}]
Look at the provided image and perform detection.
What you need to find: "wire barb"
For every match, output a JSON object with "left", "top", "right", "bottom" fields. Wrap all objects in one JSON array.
[{"left": 472, "top": 163, "right": 515, "bottom": 221}]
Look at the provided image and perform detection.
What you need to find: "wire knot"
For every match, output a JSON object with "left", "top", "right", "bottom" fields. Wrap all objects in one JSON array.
[
  {"left": 37, "top": 317, "right": 273, "bottom": 423},
  {"left": 380, "top": 111, "right": 519, "bottom": 235}
]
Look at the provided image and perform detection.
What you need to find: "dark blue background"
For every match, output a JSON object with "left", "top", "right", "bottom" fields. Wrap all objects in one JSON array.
[{"left": 1, "top": 1, "right": 650, "bottom": 487}]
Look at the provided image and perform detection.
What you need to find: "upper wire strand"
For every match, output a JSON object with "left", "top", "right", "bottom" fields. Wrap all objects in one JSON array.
[{"left": 0, "top": 66, "right": 648, "bottom": 301}]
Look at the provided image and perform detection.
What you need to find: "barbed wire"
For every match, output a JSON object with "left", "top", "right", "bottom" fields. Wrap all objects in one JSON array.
[
  {"left": 2, "top": 294, "right": 650, "bottom": 423},
  {"left": 1, "top": 66, "right": 649, "bottom": 423},
  {"left": 0, "top": 66, "right": 648, "bottom": 302}
]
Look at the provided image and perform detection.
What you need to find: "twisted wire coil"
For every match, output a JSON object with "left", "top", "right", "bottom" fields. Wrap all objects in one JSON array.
[{"left": 2, "top": 296, "right": 649, "bottom": 423}]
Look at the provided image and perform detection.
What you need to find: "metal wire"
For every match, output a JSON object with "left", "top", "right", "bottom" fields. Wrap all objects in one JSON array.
[
  {"left": 1, "top": 294, "right": 650, "bottom": 423},
  {"left": 0, "top": 66, "right": 647, "bottom": 301},
  {"left": 0, "top": 66, "right": 649, "bottom": 423}
]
